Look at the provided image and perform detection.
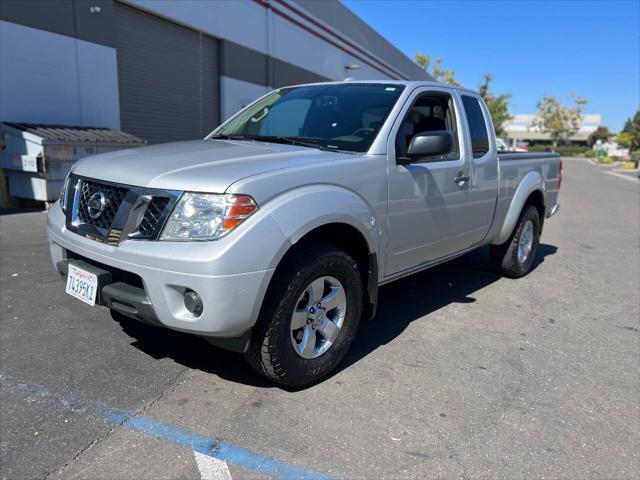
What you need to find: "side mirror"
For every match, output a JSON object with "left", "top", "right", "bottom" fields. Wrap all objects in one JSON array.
[{"left": 403, "top": 130, "right": 453, "bottom": 162}]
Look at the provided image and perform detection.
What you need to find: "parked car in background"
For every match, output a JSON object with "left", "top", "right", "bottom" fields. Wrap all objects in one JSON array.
[
  {"left": 48, "top": 81, "right": 561, "bottom": 386},
  {"left": 516, "top": 140, "right": 530, "bottom": 152}
]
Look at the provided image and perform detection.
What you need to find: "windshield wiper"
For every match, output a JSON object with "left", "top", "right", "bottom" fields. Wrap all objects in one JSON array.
[
  {"left": 211, "top": 134, "right": 334, "bottom": 151},
  {"left": 209, "top": 134, "right": 249, "bottom": 140},
  {"left": 249, "top": 135, "right": 333, "bottom": 151}
]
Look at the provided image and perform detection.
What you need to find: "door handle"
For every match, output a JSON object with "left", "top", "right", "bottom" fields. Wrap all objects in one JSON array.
[{"left": 454, "top": 173, "right": 470, "bottom": 184}]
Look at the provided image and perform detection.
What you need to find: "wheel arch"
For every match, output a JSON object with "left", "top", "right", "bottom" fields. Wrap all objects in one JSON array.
[
  {"left": 270, "top": 222, "right": 379, "bottom": 322},
  {"left": 524, "top": 189, "right": 546, "bottom": 234},
  {"left": 492, "top": 171, "right": 546, "bottom": 245}
]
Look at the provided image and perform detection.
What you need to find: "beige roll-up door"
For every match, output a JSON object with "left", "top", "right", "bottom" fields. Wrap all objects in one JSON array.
[{"left": 114, "top": 2, "right": 219, "bottom": 144}]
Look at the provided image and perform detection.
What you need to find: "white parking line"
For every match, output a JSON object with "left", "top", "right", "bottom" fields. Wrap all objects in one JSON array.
[
  {"left": 605, "top": 170, "right": 640, "bottom": 184},
  {"left": 194, "top": 451, "right": 233, "bottom": 480}
]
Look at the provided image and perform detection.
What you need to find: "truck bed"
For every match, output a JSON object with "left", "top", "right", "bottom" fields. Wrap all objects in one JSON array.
[
  {"left": 487, "top": 151, "right": 561, "bottom": 246},
  {"left": 498, "top": 152, "right": 560, "bottom": 162}
]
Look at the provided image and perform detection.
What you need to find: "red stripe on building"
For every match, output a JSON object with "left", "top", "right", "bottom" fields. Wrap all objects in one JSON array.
[
  {"left": 275, "top": 0, "right": 408, "bottom": 80},
  {"left": 252, "top": 0, "right": 405, "bottom": 80}
]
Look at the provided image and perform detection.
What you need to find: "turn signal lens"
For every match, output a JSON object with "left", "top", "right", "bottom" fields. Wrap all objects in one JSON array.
[
  {"left": 223, "top": 218, "right": 243, "bottom": 230},
  {"left": 227, "top": 203, "right": 257, "bottom": 217},
  {"left": 222, "top": 195, "right": 258, "bottom": 233}
]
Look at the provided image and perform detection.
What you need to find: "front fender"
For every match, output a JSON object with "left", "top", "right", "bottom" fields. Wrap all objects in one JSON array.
[
  {"left": 491, "top": 170, "right": 545, "bottom": 245},
  {"left": 260, "top": 184, "right": 379, "bottom": 269}
]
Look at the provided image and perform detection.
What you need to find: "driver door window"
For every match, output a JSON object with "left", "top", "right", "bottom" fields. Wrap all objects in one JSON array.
[{"left": 395, "top": 93, "right": 459, "bottom": 162}]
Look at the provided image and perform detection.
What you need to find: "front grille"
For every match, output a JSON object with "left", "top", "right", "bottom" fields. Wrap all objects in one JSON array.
[
  {"left": 77, "top": 181, "right": 128, "bottom": 230},
  {"left": 68, "top": 175, "right": 180, "bottom": 244},
  {"left": 137, "top": 197, "right": 170, "bottom": 238}
]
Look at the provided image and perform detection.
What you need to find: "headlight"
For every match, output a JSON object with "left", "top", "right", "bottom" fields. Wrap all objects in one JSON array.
[
  {"left": 59, "top": 172, "right": 71, "bottom": 213},
  {"left": 160, "top": 193, "right": 258, "bottom": 241}
]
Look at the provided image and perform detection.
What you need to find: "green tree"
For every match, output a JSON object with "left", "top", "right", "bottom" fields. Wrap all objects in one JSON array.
[
  {"left": 617, "top": 111, "right": 640, "bottom": 151},
  {"left": 478, "top": 74, "right": 513, "bottom": 137},
  {"left": 616, "top": 131, "right": 634, "bottom": 148},
  {"left": 415, "top": 53, "right": 461, "bottom": 86},
  {"left": 587, "top": 126, "right": 611, "bottom": 147},
  {"left": 530, "top": 94, "right": 588, "bottom": 148}
]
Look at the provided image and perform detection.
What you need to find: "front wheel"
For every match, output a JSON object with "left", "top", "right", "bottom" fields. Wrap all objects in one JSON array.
[
  {"left": 245, "top": 244, "right": 363, "bottom": 387},
  {"left": 490, "top": 205, "right": 541, "bottom": 278}
]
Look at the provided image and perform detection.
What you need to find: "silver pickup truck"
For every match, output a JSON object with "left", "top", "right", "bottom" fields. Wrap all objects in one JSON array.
[{"left": 48, "top": 81, "right": 561, "bottom": 386}]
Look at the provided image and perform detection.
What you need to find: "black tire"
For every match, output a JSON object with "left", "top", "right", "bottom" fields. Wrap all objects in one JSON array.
[
  {"left": 245, "top": 244, "right": 363, "bottom": 387},
  {"left": 490, "top": 205, "right": 541, "bottom": 278}
]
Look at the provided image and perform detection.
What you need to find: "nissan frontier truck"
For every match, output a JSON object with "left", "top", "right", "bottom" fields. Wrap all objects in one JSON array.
[{"left": 48, "top": 81, "right": 561, "bottom": 386}]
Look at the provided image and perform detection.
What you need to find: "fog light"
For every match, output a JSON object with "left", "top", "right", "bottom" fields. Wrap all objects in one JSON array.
[{"left": 184, "top": 291, "right": 203, "bottom": 316}]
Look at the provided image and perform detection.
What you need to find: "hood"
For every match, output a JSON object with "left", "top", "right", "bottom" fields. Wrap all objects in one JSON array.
[{"left": 72, "top": 139, "right": 353, "bottom": 192}]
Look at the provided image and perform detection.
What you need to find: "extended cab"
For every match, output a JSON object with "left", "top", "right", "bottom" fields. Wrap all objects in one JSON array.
[{"left": 48, "top": 81, "right": 561, "bottom": 386}]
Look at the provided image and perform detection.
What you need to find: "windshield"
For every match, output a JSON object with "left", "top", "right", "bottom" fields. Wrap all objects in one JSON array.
[{"left": 213, "top": 84, "right": 405, "bottom": 153}]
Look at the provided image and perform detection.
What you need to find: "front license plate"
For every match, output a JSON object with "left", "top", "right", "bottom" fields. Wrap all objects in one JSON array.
[{"left": 66, "top": 263, "right": 99, "bottom": 306}]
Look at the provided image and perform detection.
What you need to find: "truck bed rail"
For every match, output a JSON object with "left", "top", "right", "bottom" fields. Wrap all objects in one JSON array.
[{"left": 498, "top": 152, "right": 560, "bottom": 161}]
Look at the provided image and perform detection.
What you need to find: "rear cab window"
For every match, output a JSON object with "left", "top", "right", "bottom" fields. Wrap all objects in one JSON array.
[{"left": 461, "top": 95, "right": 490, "bottom": 158}]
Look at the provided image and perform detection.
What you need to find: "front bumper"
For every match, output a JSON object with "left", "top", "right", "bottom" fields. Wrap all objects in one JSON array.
[
  {"left": 47, "top": 204, "right": 275, "bottom": 340},
  {"left": 56, "top": 259, "right": 159, "bottom": 326}
]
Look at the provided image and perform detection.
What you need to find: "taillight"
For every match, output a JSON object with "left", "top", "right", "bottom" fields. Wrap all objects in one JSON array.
[{"left": 558, "top": 159, "right": 563, "bottom": 190}]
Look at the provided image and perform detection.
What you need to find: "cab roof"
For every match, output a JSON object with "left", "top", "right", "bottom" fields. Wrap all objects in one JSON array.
[{"left": 279, "top": 80, "right": 481, "bottom": 97}]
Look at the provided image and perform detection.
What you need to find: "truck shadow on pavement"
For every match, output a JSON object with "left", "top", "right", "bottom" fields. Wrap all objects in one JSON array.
[
  {"left": 113, "top": 244, "right": 557, "bottom": 389},
  {"left": 337, "top": 243, "right": 557, "bottom": 378}
]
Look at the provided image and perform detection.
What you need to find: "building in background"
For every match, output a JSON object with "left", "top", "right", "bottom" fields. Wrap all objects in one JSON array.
[
  {"left": 504, "top": 114, "right": 602, "bottom": 146},
  {"left": 0, "top": 0, "right": 431, "bottom": 144}
]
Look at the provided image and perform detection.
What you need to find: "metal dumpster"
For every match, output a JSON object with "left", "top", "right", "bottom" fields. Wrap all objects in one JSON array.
[{"left": 0, "top": 123, "right": 145, "bottom": 206}]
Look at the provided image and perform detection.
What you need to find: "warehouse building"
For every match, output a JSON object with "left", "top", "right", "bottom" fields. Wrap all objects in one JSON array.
[
  {"left": 0, "top": 0, "right": 431, "bottom": 144},
  {"left": 504, "top": 114, "right": 602, "bottom": 145}
]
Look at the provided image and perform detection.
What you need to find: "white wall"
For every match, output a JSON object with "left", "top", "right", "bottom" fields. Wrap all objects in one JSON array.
[
  {"left": 126, "top": 0, "right": 269, "bottom": 56},
  {"left": 0, "top": 20, "right": 120, "bottom": 129},
  {"left": 125, "top": 0, "right": 394, "bottom": 82},
  {"left": 268, "top": 5, "right": 389, "bottom": 81},
  {"left": 219, "top": 76, "right": 269, "bottom": 122}
]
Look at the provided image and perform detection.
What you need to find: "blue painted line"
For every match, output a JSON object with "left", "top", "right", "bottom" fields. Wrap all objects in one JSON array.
[
  {"left": 104, "top": 411, "right": 332, "bottom": 480},
  {"left": 1, "top": 375, "right": 331, "bottom": 480}
]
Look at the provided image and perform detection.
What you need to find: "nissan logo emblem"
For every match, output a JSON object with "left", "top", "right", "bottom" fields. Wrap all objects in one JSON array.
[{"left": 87, "top": 191, "right": 107, "bottom": 219}]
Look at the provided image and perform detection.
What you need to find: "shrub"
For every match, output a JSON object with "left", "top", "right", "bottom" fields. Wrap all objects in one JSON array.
[
  {"left": 631, "top": 151, "right": 640, "bottom": 168},
  {"left": 597, "top": 156, "right": 613, "bottom": 164},
  {"left": 516, "top": 144, "right": 595, "bottom": 157},
  {"left": 529, "top": 144, "right": 554, "bottom": 152},
  {"left": 557, "top": 145, "right": 590, "bottom": 157},
  {"left": 623, "top": 161, "right": 637, "bottom": 170}
]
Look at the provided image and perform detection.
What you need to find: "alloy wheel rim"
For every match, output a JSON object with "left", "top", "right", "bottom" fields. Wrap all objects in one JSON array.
[
  {"left": 517, "top": 219, "right": 534, "bottom": 264},
  {"left": 289, "top": 276, "right": 347, "bottom": 359}
]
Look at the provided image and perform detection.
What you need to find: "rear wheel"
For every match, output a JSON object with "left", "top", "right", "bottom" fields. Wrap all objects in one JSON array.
[
  {"left": 490, "top": 205, "right": 541, "bottom": 278},
  {"left": 245, "top": 244, "right": 362, "bottom": 387}
]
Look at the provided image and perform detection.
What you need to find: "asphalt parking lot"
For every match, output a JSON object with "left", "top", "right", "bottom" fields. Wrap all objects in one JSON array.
[{"left": 1, "top": 159, "right": 639, "bottom": 479}]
